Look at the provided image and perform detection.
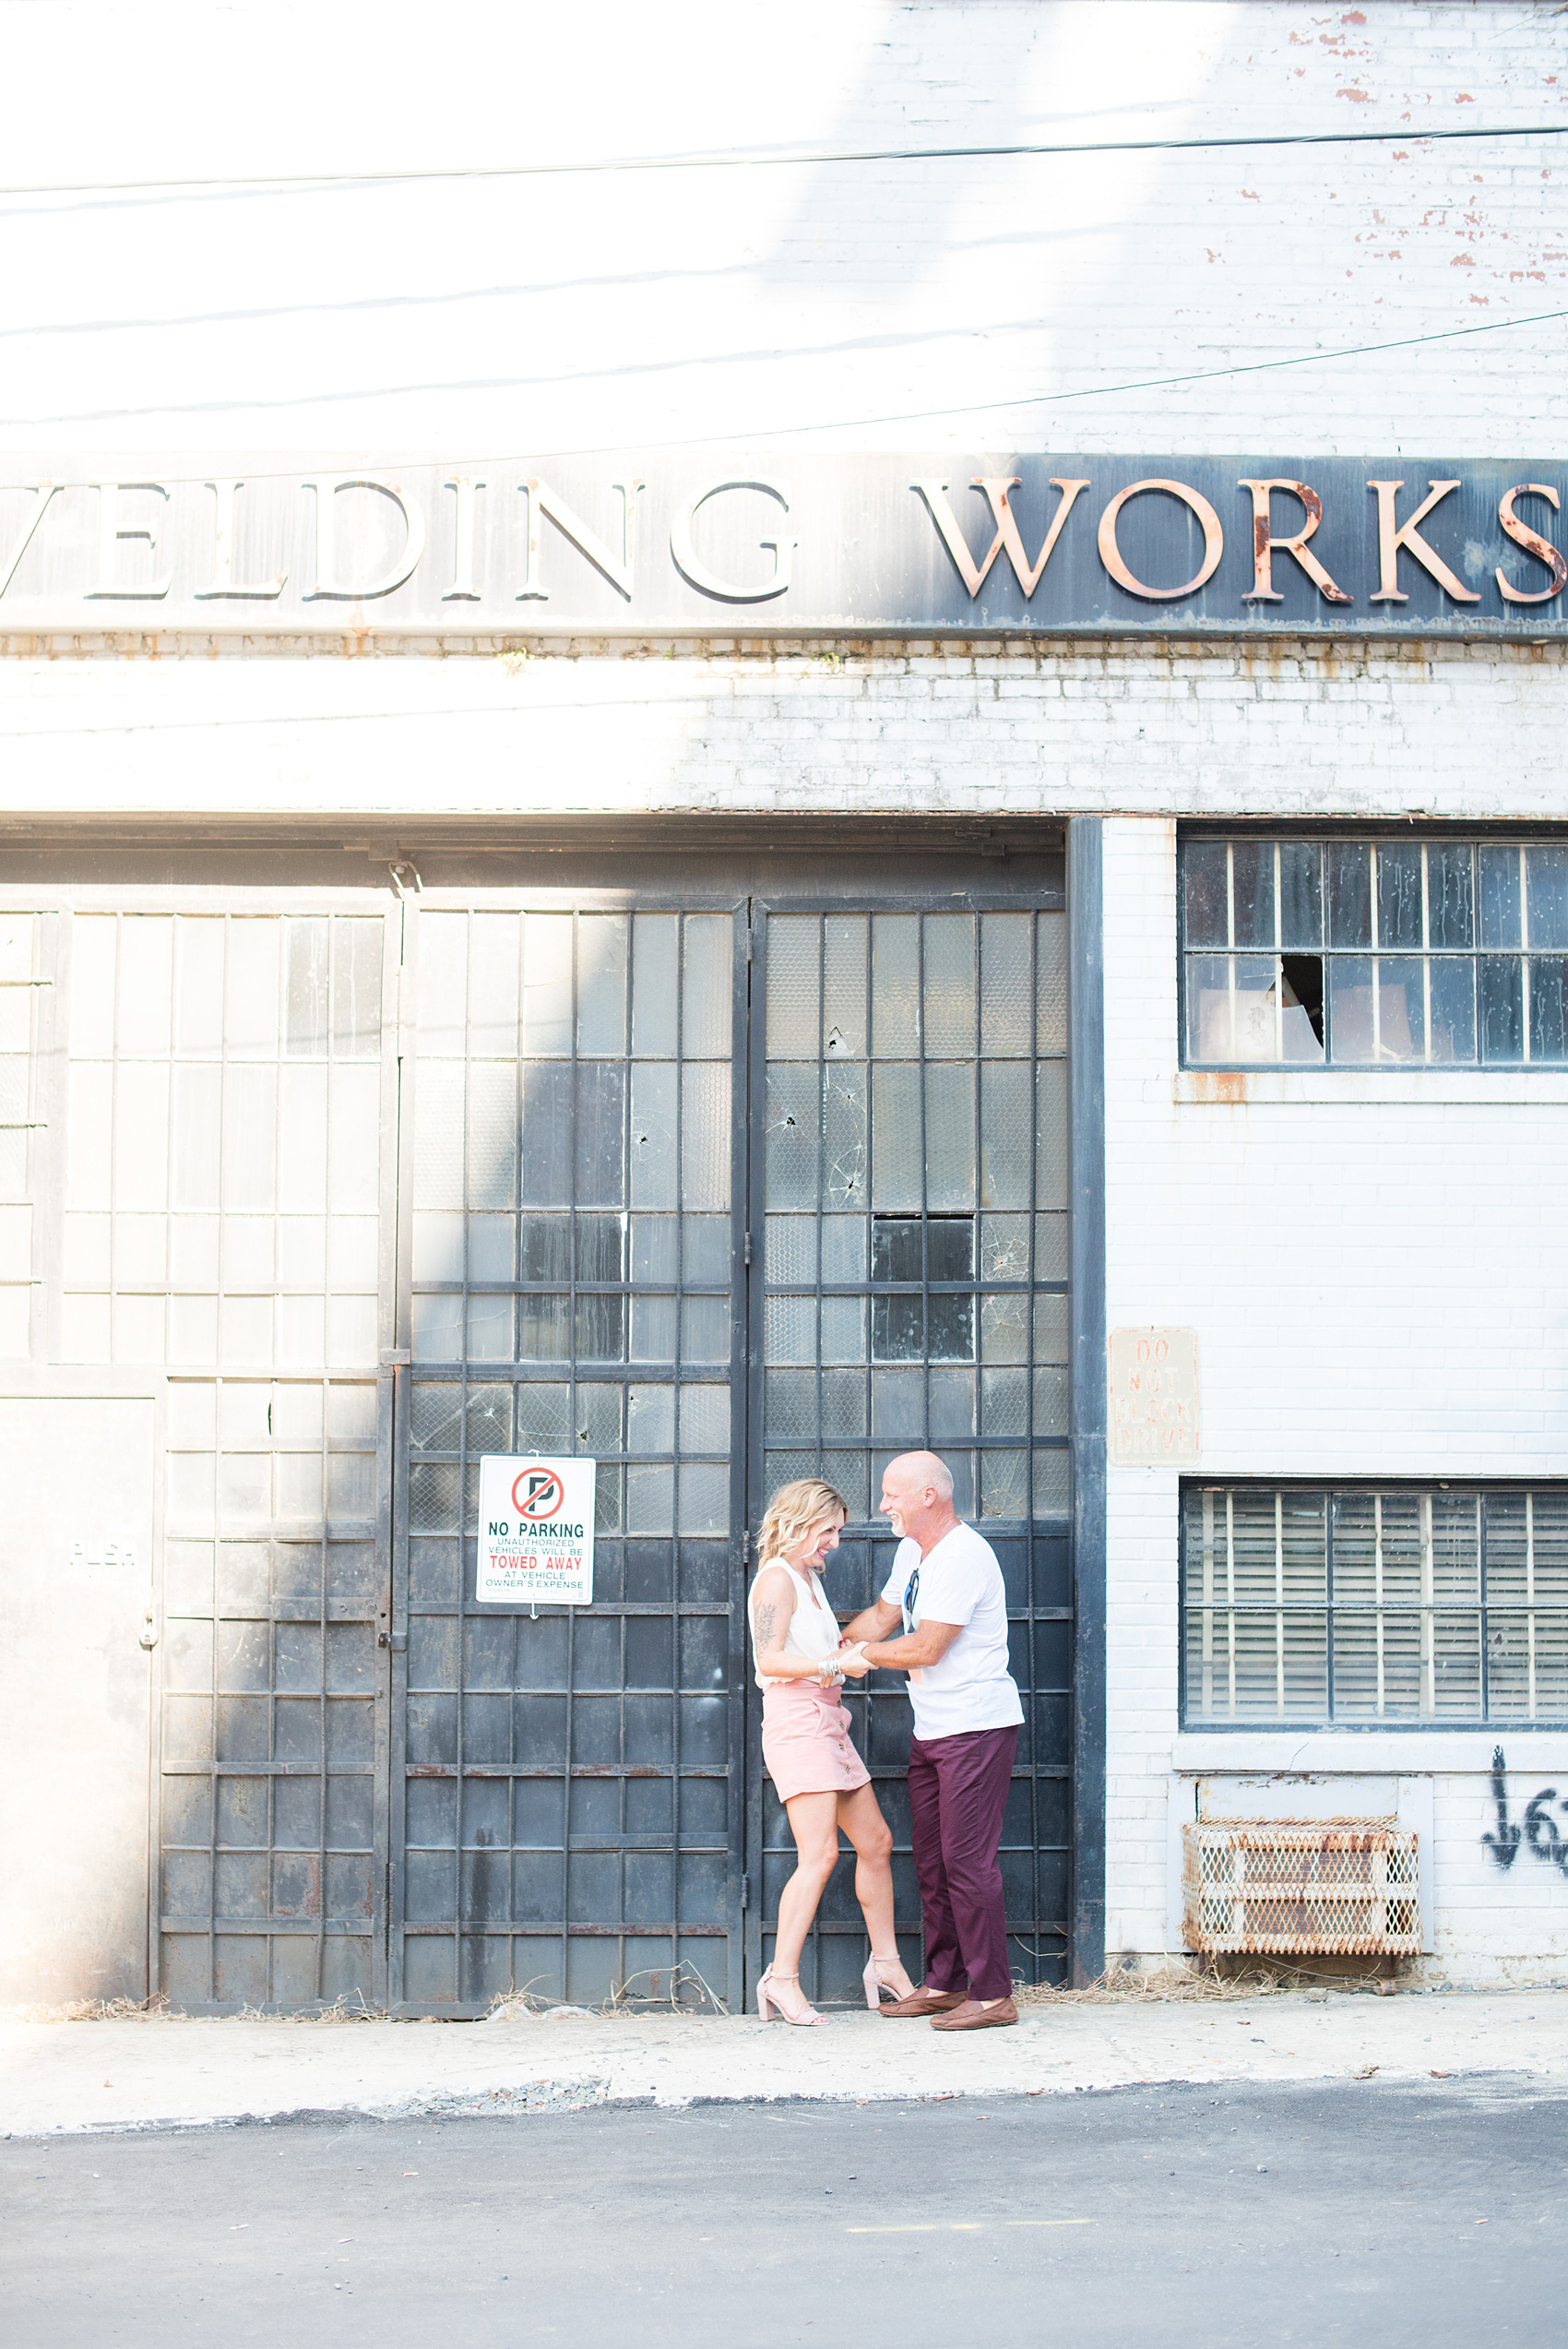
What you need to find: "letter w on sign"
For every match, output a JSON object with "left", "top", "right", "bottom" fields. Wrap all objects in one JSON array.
[{"left": 914, "top": 476, "right": 1090, "bottom": 598}]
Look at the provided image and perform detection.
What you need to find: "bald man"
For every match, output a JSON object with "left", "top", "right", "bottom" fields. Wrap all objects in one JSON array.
[{"left": 837, "top": 1451, "right": 1024, "bottom": 2030}]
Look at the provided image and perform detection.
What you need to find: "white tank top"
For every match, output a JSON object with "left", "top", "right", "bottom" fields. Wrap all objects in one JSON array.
[{"left": 747, "top": 1561, "right": 843, "bottom": 1689}]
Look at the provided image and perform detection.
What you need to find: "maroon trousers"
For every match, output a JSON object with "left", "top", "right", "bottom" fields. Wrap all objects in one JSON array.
[{"left": 908, "top": 1723, "right": 1017, "bottom": 2003}]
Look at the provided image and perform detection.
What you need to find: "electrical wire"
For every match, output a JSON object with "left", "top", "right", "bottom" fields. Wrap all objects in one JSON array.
[
  {"left": 0, "top": 299, "right": 1562, "bottom": 469},
  {"left": 0, "top": 118, "right": 1564, "bottom": 200}
]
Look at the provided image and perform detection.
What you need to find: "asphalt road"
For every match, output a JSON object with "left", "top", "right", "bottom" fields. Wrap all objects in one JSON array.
[{"left": 3, "top": 2078, "right": 1562, "bottom": 2347}]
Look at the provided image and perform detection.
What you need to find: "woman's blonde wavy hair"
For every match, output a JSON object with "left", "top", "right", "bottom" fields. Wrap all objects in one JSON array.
[{"left": 755, "top": 1476, "right": 849, "bottom": 1572}]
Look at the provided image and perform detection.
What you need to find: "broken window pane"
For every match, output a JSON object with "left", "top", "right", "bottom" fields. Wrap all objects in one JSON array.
[
  {"left": 822, "top": 915, "right": 868, "bottom": 1058},
  {"left": 1278, "top": 957, "right": 1325, "bottom": 1063},
  {"left": 823, "top": 1065, "right": 868, "bottom": 1210}
]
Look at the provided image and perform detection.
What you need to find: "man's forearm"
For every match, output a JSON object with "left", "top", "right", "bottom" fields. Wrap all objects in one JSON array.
[
  {"left": 839, "top": 1604, "right": 895, "bottom": 1644},
  {"left": 860, "top": 1630, "right": 943, "bottom": 1673}
]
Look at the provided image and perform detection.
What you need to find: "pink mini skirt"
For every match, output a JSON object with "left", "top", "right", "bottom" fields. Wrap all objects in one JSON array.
[{"left": 761, "top": 1679, "right": 872, "bottom": 1802}]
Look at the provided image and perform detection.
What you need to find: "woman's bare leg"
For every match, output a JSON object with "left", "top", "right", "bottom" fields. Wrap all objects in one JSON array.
[
  {"left": 837, "top": 1783, "right": 916, "bottom": 1999},
  {"left": 770, "top": 1791, "right": 841, "bottom": 2013}
]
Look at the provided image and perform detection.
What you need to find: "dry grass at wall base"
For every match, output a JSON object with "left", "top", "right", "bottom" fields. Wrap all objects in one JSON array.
[
  {"left": 487, "top": 1961, "right": 732, "bottom": 2024},
  {"left": 19, "top": 1957, "right": 1484, "bottom": 2026},
  {"left": 17, "top": 1992, "right": 392, "bottom": 2026},
  {"left": 1014, "top": 1956, "right": 1420, "bottom": 2005}
]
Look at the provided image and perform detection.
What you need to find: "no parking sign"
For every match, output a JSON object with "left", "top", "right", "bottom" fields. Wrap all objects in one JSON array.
[{"left": 476, "top": 1455, "right": 596, "bottom": 1605}]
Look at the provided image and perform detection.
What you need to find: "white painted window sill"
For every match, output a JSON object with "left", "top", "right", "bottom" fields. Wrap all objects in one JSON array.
[
  {"left": 1173, "top": 1731, "right": 1568, "bottom": 1772},
  {"left": 1174, "top": 1068, "right": 1568, "bottom": 1106}
]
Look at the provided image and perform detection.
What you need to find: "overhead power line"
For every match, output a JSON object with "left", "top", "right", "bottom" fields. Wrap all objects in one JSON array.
[
  {"left": 1, "top": 297, "right": 1562, "bottom": 457},
  {"left": 794, "top": 303, "right": 1568, "bottom": 439},
  {"left": 0, "top": 118, "right": 1564, "bottom": 200}
]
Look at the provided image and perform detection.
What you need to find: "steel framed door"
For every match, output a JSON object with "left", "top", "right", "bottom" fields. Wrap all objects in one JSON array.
[
  {"left": 44, "top": 898, "right": 398, "bottom": 2016},
  {"left": 388, "top": 894, "right": 749, "bottom": 2013},
  {"left": 386, "top": 847, "right": 1074, "bottom": 2016},
  {"left": 745, "top": 891, "right": 1074, "bottom": 1999}
]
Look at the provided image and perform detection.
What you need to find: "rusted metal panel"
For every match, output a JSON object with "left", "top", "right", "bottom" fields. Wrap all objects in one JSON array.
[{"left": 1182, "top": 1818, "right": 1420, "bottom": 1957}]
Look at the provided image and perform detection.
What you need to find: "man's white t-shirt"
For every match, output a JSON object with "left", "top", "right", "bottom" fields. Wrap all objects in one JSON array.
[{"left": 881, "top": 1521, "right": 1025, "bottom": 1743}]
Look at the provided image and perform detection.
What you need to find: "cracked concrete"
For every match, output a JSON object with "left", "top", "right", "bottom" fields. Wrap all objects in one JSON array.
[{"left": 4, "top": 1987, "right": 1567, "bottom": 2138}]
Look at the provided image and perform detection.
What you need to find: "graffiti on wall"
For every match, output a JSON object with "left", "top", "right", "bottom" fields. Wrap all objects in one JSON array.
[{"left": 1482, "top": 1747, "right": 1568, "bottom": 1878}]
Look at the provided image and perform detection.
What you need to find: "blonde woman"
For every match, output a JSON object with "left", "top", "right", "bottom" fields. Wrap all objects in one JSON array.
[{"left": 747, "top": 1477, "right": 919, "bottom": 2026}]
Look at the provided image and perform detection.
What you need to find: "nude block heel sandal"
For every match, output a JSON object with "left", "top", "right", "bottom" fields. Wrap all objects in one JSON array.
[
  {"left": 756, "top": 1967, "right": 826, "bottom": 2027},
  {"left": 862, "top": 1956, "right": 906, "bottom": 2010}
]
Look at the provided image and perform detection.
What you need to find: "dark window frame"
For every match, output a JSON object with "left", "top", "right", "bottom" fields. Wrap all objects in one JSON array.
[
  {"left": 1178, "top": 827, "right": 1568, "bottom": 1072},
  {"left": 1180, "top": 1479, "right": 1568, "bottom": 1731}
]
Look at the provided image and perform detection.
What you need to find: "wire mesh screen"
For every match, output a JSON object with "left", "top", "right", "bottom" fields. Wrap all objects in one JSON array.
[
  {"left": 61, "top": 911, "right": 389, "bottom": 2009},
  {"left": 397, "top": 906, "right": 742, "bottom": 2011},
  {"left": 1182, "top": 1820, "right": 1421, "bottom": 1956},
  {"left": 754, "top": 906, "right": 1072, "bottom": 1997}
]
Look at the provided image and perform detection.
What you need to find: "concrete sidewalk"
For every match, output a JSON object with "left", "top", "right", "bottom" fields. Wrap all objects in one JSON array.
[{"left": 4, "top": 1988, "right": 1567, "bottom": 2137}]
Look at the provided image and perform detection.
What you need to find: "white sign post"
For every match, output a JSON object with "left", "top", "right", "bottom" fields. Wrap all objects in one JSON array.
[{"left": 476, "top": 1456, "right": 596, "bottom": 1607}]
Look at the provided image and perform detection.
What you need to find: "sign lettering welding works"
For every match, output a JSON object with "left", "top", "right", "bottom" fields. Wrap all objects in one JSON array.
[
  {"left": 2, "top": 456, "right": 1564, "bottom": 638},
  {"left": 476, "top": 1455, "right": 596, "bottom": 1606}
]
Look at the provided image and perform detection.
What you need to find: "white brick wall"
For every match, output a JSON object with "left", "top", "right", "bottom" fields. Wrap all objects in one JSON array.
[
  {"left": 0, "top": 638, "right": 1564, "bottom": 820},
  {"left": 2, "top": 2, "right": 1561, "bottom": 459},
  {"left": 1104, "top": 813, "right": 1568, "bottom": 1976}
]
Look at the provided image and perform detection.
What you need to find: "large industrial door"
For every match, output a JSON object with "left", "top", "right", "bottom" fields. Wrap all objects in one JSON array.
[
  {"left": 748, "top": 899, "right": 1073, "bottom": 1997},
  {"left": 390, "top": 899, "right": 747, "bottom": 2011},
  {"left": 389, "top": 849, "right": 1073, "bottom": 2015}
]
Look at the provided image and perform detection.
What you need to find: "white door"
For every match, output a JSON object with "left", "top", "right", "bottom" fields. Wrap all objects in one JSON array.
[{"left": 0, "top": 1389, "right": 158, "bottom": 2004}]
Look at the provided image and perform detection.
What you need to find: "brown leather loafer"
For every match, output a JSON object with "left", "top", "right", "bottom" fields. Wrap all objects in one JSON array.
[
  {"left": 876, "top": 1985, "right": 968, "bottom": 2018},
  {"left": 930, "top": 1997, "right": 1019, "bottom": 2031}
]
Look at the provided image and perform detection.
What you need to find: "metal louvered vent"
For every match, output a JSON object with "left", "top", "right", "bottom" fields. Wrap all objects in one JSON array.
[{"left": 1182, "top": 1819, "right": 1420, "bottom": 1957}]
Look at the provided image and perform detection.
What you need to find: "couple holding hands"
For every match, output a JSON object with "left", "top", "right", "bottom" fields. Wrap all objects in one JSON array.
[{"left": 746, "top": 1450, "right": 1022, "bottom": 2031}]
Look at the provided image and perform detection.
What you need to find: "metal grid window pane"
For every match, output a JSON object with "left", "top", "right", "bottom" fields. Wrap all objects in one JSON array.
[
  {"left": 0, "top": 912, "right": 44, "bottom": 1356},
  {"left": 1182, "top": 1485, "right": 1568, "bottom": 1725},
  {"left": 758, "top": 904, "right": 1070, "bottom": 1993},
  {"left": 401, "top": 907, "right": 737, "bottom": 2011},
  {"left": 1179, "top": 836, "right": 1568, "bottom": 1068}
]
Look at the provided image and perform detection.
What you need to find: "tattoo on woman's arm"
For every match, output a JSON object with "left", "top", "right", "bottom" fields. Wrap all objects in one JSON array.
[{"left": 754, "top": 1602, "right": 777, "bottom": 1653}]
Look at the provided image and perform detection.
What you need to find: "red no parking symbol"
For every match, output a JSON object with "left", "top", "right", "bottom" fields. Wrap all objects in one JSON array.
[{"left": 511, "top": 1467, "right": 565, "bottom": 1520}]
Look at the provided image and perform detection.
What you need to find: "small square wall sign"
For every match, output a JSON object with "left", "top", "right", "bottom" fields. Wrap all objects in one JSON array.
[{"left": 476, "top": 1456, "right": 596, "bottom": 1604}]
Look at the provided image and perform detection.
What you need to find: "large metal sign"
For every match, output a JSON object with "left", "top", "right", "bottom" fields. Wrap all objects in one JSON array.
[{"left": 0, "top": 456, "right": 1562, "bottom": 638}]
